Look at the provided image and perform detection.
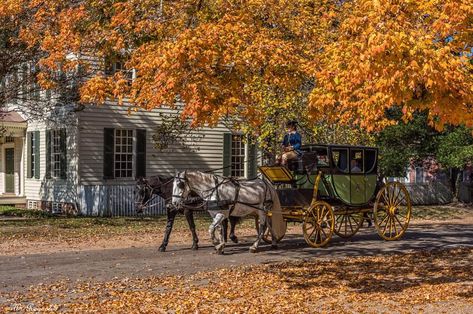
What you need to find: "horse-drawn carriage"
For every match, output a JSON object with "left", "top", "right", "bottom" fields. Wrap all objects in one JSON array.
[{"left": 259, "top": 144, "right": 412, "bottom": 248}]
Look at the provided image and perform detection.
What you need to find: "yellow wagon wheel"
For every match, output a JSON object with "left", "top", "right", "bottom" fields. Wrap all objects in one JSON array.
[
  {"left": 374, "top": 182, "right": 412, "bottom": 241},
  {"left": 255, "top": 216, "right": 286, "bottom": 244},
  {"left": 303, "top": 201, "right": 335, "bottom": 248},
  {"left": 334, "top": 211, "right": 364, "bottom": 238}
]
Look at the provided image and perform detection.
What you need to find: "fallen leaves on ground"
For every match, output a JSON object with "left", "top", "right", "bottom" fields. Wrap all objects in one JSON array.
[{"left": 2, "top": 248, "right": 473, "bottom": 313}]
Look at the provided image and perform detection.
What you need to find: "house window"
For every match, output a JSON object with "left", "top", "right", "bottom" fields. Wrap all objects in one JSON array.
[
  {"left": 415, "top": 167, "right": 424, "bottom": 183},
  {"left": 105, "top": 58, "right": 134, "bottom": 85},
  {"left": 30, "top": 133, "right": 36, "bottom": 177},
  {"left": 27, "top": 131, "right": 40, "bottom": 179},
  {"left": 114, "top": 129, "right": 134, "bottom": 178},
  {"left": 231, "top": 134, "right": 245, "bottom": 177},
  {"left": 46, "top": 129, "right": 66, "bottom": 179},
  {"left": 51, "top": 130, "right": 63, "bottom": 178}
]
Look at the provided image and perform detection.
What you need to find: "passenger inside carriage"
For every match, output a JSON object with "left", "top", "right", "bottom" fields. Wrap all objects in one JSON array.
[
  {"left": 276, "top": 120, "right": 302, "bottom": 166},
  {"left": 351, "top": 159, "right": 362, "bottom": 172}
]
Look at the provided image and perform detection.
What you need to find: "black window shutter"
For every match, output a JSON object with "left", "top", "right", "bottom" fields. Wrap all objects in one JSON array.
[
  {"left": 60, "top": 129, "right": 67, "bottom": 179},
  {"left": 45, "top": 130, "right": 51, "bottom": 179},
  {"left": 247, "top": 142, "right": 258, "bottom": 179},
  {"left": 223, "top": 133, "right": 231, "bottom": 176},
  {"left": 103, "top": 128, "right": 115, "bottom": 179},
  {"left": 26, "top": 132, "right": 32, "bottom": 179},
  {"left": 135, "top": 129, "right": 146, "bottom": 178},
  {"left": 34, "top": 131, "right": 40, "bottom": 179}
]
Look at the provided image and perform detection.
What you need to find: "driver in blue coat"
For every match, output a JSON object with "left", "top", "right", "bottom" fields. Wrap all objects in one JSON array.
[{"left": 277, "top": 120, "right": 302, "bottom": 166}]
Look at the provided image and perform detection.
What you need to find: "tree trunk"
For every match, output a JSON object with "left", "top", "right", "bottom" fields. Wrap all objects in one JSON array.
[{"left": 450, "top": 168, "right": 462, "bottom": 202}]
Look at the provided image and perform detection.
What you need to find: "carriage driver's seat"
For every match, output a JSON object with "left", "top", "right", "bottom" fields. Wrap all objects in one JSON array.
[{"left": 286, "top": 151, "right": 318, "bottom": 174}]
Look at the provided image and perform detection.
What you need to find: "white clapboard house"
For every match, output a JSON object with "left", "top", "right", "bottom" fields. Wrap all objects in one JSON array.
[{"left": 1, "top": 63, "right": 258, "bottom": 215}]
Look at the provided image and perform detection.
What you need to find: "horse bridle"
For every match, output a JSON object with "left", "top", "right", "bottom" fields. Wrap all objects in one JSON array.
[{"left": 136, "top": 177, "right": 174, "bottom": 209}]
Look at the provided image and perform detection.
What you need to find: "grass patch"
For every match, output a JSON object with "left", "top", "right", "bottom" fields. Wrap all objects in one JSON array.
[
  {"left": 0, "top": 206, "right": 54, "bottom": 218},
  {"left": 411, "top": 205, "right": 471, "bottom": 220}
]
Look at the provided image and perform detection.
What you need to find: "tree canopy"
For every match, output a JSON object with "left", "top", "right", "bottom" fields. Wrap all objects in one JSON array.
[{"left": 1, "top": 0, "right": 472, "bottom": 139}]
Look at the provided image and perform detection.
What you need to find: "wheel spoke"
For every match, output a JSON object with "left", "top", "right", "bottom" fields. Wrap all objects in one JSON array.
[
  {"left": 311, "top": 209, "right": 317, "bottom": 221},
  {"left": 336, "top": 215, "right": 344, "bottom": 233},
  {"left": 382, "top": 216, "right": 390, "bottom": 235},
  {"left": 348, "top": 216, "right": 354, "bottom": 233},
  {"left": 391, "top": 218, "right": 397, "bottom": 236},
  {"left": 394, "top": 195, "right": 406, "bottom": 208},
  {"left": 319, "top": 206, "right": 327, "bottom": 222},
  {"left": 308, "top": 225, "right": 317, "bottom": 239},
  {"left": 320, "top": 227, "right": 328, "bottom": 240},
  {"left": 387, "top": 187, "right": 393, "bottom": 205},
  {"left": 344, "top": 214, "right": 348, "bottom": 235},
  {"left": 394, "top": 214, "right": 405, "bottom": 231},
  {"left": 313, "top": 228, "right": 319, "bottom": 244},
  {"left": 382, "top": 191, "right": 389, "bottom": 206},
  {"left": 378, "top": 212, "right": 389, "bottom": 227}
]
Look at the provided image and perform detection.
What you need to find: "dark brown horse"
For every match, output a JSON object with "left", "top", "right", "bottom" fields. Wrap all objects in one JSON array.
[{"left": 135, "top": 175, "right": 238, "bottom": 252}]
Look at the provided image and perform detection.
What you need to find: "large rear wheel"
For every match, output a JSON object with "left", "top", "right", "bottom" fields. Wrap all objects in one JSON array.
[
  {"left": 302, "top": 201, "right": 335, "bottom": 248},
  {"left": 374, "top": 182, "right": 412, "bottom": 240}
]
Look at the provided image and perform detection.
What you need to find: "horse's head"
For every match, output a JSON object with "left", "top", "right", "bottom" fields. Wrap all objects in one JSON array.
[
  {"left": 172, "top": 171, "right": 190, "bottom": 209},
  {"left": 135, "top": 177, "right": 153, "bottom": 213}
]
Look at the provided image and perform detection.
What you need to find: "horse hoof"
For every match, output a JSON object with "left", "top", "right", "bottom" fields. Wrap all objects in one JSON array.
[
  {"left": 191, "top": 244, "right": 199, "bottom": 250},
  {"left": 230, "top": 235, "right": 238, "bottom": 244},
  {"left": 249, "top": 247, "right": 258, "bottom": 253},
  {"left": 158, "top": 246, "right": 166, "bottom": 252}
]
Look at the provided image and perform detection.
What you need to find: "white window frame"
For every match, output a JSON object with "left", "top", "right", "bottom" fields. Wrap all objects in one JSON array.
[
  {"left": 230, "top": 134, "right": 245, "bottom": 178},
  {"left": 50, "top": 130, "right": 62, "bottom": 178},
  {"left": 114, "top": 129, "right": 134, "bottom": 178}
]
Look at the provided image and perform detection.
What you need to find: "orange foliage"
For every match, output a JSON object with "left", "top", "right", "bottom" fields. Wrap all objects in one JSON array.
[{"left": 2, "top": 0, "right": 473, "bottom": 132}]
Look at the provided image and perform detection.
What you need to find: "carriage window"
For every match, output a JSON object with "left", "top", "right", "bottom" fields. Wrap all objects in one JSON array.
[
  {"left": 313, "top": 147, "right": 329, "bottom": 167},
  {"left": 350, "top": 150, "right": 364, "bottom": 173},
  {"left": 365, "top": 149, "right": 377, "bottom": 173},
  {"left": 331, "top": 149, "right": 349, "bottom": 173}
]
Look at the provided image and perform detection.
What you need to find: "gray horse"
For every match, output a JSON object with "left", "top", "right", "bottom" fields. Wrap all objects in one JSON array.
[
  {"left": 135, "top": 175, "right": 239, "bottom": 252},
  {"left": 172, "top": 171, "right": 285, "bottom": 254}
]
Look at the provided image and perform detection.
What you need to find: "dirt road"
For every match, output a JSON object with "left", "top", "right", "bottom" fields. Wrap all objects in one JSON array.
[{"left": 2, "top": 218, "right": 473, "bottom": 294}]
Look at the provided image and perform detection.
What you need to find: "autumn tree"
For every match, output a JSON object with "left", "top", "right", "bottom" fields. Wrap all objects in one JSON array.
[
  {"left": 310, "top": 0, "right": 473, "bottom": 131},
  {"left": 2, "top": 0, "right": 472, "bottom": 143},
  {"left": 0, "top": 0, "right": 84, "bottom": 121}
]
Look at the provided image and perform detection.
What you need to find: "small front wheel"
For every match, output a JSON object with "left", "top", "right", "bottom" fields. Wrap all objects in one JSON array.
[{"left": 302, "top": 201, "right": 335, "bottom": 248}]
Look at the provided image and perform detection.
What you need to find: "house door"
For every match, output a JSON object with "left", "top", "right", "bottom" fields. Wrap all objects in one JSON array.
[{"left": 5, "top": 148, "right": 14, "bottom": 193}]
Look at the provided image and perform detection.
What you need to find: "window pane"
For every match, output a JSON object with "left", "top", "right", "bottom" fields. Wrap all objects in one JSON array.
[
  {"left": 332, "top": 149, "right": 349, "bottom": 173},
  {"left": 350, "top": 150, "right": 364, "bottom": 173}
]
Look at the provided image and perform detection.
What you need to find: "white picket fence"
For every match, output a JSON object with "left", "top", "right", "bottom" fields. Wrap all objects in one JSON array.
[{"left": 78, "top": 185, "right": 166, "bottom": 217}]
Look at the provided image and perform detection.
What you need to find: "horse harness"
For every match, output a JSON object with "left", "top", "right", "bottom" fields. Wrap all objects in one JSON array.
[{"left": 177, "top": 174, "right": 273, "bottom": 214}]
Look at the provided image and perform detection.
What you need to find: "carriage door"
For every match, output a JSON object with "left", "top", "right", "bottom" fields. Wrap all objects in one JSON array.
[
  {"left": 349, "top": 149, "right": 365, "bottom": 204},
  {"left": 364, "top": 149, "right": 378, "bottom": 202}
]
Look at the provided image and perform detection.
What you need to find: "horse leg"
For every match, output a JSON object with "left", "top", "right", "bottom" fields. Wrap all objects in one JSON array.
[
  {"left": 209, "top": 212, "right": 226, "bottom": 254},
  {"left": 159, "top": 208, "right": 177, "bottom": 252},
  {"left": 250, "top": 213, "right": 266, "bottom": 253},
  {"left": 222, "top": 218, "right": 229, "bottom": 243},
  {"left": 229, "top": 216, "right": 239, "bottom": 243},
  {"left": 268, "top": 218, "right": 278, "bottom": 250},
  {"left": 184, "top": 209, "right": 199, "bottom": 250}
]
